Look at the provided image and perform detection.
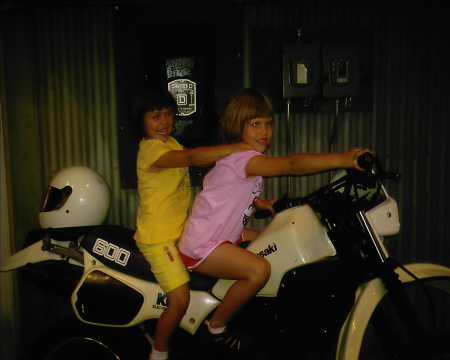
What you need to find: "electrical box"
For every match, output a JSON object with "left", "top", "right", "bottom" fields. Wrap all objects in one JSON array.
[
  {"left": 322, "top": 44, "right": 360, "bottom": 98},
  {"left": 282, "top": 44, "right": 321, "bottom": 99}
]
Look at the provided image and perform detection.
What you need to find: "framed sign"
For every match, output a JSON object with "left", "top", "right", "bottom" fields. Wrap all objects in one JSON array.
[{"left": 168, "top": 78, "right": 196, "bottom": 116}]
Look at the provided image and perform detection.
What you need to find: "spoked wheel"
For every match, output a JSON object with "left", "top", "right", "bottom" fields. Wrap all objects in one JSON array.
[
  {"left": 42, "top": 337, "right": 122, "bottom": 360},
  {"left": 30, "top": 317, "right": 150, "bottom": 360},
  {"left": 359, "top": 276, "right": 450, "bottom": 360}
]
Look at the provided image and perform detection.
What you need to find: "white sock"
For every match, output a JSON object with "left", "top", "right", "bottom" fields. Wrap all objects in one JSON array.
[
  {"left": 206, "top": 320, "right": 226, "bottom": 334},
  {"left": 149, "top": 349, "right": 168, "bottom": 360}
]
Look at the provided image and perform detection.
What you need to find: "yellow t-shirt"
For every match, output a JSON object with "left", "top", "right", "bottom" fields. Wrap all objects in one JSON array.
[{"left": 134, "top": 137, "right": 191, "bottom": 244}]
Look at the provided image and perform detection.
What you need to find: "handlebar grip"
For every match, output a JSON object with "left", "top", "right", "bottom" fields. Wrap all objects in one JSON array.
[
  {"left": 357, "top": 152, "right": 375, "bottom": 170},
  {"left": 253, "top": 210, "right": 272, "bottom": 219}
]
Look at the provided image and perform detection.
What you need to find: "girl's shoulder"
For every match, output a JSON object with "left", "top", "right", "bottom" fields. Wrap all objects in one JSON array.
[
  {"left": 224, "top": 149, "right": 263, "bottom": 162},
  {"left": 139, "top": 136, "right": 182, "bottom": 151},
  {"left": 216, "top": 150, "right": 264, "bottom": 176}
]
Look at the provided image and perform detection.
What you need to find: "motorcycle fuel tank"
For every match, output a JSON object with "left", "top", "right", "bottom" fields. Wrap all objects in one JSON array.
[{"left": 212, "top": 204, "right": 336, "bottom": 299}]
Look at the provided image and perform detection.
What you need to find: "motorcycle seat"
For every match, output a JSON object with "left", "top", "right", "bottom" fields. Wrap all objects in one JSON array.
[
  {"left": 82, "top": 226, "right": 220, "bottom": 290},
  {"left": 188, "top": 271, "right": 218, "bottom": 291},
  {"left": 82, "top": 225, "right": 156, "bottom": 282}
]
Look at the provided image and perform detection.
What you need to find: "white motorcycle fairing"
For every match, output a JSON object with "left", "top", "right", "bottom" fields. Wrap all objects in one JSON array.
[{"left": 0, "top": 239, "right": 83, "bottom": 271}]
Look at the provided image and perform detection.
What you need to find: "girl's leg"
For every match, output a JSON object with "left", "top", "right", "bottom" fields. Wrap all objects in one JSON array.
[
  {"left": 195, "top": 243, "right": 270, "bottom": 328},
  {"left": 153, "top": 283, "right": 190, "bottom": 352}
]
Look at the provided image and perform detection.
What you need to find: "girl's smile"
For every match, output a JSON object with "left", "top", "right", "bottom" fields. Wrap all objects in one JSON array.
[{"left": 143, "top": 107, "right": 175, "bottom": 143}]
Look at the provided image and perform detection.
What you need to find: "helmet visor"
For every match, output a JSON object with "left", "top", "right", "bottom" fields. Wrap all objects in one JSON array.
[{"left": 41, "top": 185, "right": 73, "bottom": 212}]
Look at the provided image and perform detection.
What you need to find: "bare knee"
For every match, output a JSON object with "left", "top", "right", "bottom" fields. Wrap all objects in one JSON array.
[
  {"left": 250, "top": 257, "right": 271, "bottom": 287},
  {"left": 167, "top": 286, "right": 190, "bottom": 315},
  {"left": 260, "top": 258, "right": 271, "bottom": 282},
  {"left": 173, "top": 294, "right": 190, "bottom": 313}
]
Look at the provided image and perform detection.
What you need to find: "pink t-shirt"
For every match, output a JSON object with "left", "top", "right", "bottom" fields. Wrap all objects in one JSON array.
[{"left": 178, "top": 150, "right": 263, "bottom": 268}]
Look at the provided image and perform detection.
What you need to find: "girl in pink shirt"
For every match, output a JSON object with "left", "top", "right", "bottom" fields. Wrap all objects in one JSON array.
[{"left": 178, "top": 88, "right": 369, "bottom": 352}]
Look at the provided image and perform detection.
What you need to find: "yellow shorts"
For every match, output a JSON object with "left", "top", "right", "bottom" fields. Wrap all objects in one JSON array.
[{"left": 136, "top": 241, "right": 190, "bottom": 293}]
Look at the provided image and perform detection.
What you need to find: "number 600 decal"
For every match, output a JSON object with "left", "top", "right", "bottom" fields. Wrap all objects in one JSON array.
[{"left": 92, "top": 238, "right": 130, "bottom": 266}]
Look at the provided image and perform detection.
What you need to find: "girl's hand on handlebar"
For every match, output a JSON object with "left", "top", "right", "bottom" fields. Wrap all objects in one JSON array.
[
  {"left": 352, "top": 149, "right": 375, "bottom": 172},
  {"left": 255, "top": 198, "right": 275, "bottom": 216}
]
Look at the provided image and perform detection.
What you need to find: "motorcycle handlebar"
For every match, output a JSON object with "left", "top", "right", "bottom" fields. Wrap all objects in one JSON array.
[
  {"left": 253, "top": 209, "right": 272, "bottom": 219},
  {"left": 253, "top": 152, "right": 400, "bottom": 220},
  {"left": 357, "top": 152, "right": 375, "bottom": 171},
  {"left": 355, "top": 153, "right": 401, "bottom": 181}
]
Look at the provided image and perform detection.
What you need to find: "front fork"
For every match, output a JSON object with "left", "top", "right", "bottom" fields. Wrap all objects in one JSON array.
[{"left": 356, "top": 210, "right": 428, "bottom": 358}]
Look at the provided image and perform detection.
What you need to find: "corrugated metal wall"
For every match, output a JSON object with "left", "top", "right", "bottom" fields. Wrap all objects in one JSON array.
[
  {"left": 4, "top": 5, "right": 138, "bottom": 251},
  {"left": 32, "top": 5, "right": 139, "bottom": 229},
  {"left": 2, "top": 1, "right": 449, "bottom": 358}
]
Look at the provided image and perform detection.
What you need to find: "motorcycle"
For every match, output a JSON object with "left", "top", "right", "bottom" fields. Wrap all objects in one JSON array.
[{"left": 2, "top": 155, "right": 450, "bottom": 360}]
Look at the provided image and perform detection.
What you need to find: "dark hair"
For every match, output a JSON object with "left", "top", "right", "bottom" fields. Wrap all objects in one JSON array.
[
  {"left": 220, "top": 88, "right": 274, "bottom": 144},
  {"left": 129, "top": 82, "right": 177, "bottom": 140}
]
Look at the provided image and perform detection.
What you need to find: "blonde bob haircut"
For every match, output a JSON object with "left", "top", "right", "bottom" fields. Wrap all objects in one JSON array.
[{"left": 220, "top": 88, "right": 274, "bottom": 144}]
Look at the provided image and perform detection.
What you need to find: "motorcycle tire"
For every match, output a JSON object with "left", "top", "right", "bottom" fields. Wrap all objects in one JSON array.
[
  {"left": 359, "top": 276, "right": 450, "bottom": 360},
  {"left": 29, "top": 317, "right": 150, "bottom": 360}
]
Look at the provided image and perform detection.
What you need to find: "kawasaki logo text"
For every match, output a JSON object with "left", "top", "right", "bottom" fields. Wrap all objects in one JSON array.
[{"left": 257, "top": 243, "right": 278, "bottom": 257}]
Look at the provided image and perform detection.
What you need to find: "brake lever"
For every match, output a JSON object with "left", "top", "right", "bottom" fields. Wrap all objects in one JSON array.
[{"left": 382, "top": 172, "right": 401, "bottom": 182}]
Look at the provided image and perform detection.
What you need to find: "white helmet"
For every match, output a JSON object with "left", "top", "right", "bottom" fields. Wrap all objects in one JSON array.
[{"left": 39, "top": 166, "right": 111, "bottom": 228}]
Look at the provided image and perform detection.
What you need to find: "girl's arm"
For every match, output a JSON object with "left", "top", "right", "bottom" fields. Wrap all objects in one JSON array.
[
  {"left": 246, "top": 149, "right": 369, "bottom": 177},
  {"left": 153, "top": 142, "right": 252, "bottom": 169}
]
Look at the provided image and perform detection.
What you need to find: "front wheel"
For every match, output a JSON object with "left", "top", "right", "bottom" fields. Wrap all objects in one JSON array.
[
  {"left": 30, "top": 317, "right": 150, "bottom": 360},
  {"left": 359, "top": 275, "right": 450, "bottom": 359},
  {"left": 337, "top": 264, "right": 450, "bottom": 360}
]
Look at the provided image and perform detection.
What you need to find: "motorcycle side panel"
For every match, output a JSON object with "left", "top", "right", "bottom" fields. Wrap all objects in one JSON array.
[
  {"left": 81, "top": 225, "right": 155, "bottom": 282},
  {"left": 336, "top": 263, "right": 450, "bottom": 360},
  {"left": 72, "top": 253, "right": 219, "bottom": 334},
  {"left": 212, "top": 205, "right": 337, "bottom": 298}
]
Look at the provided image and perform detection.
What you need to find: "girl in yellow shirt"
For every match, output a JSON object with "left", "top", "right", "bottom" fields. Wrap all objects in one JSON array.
[{"left": 131, "top": 82, "right": 249, "bottom": 360}]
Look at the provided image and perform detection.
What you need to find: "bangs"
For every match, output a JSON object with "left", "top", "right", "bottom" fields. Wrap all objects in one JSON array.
[
  {"left": 137, "top": 88, "right": 176, "bottom": 113},
  {"left": 238, "top": 91, "right": 274, "bottom": 123}
]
